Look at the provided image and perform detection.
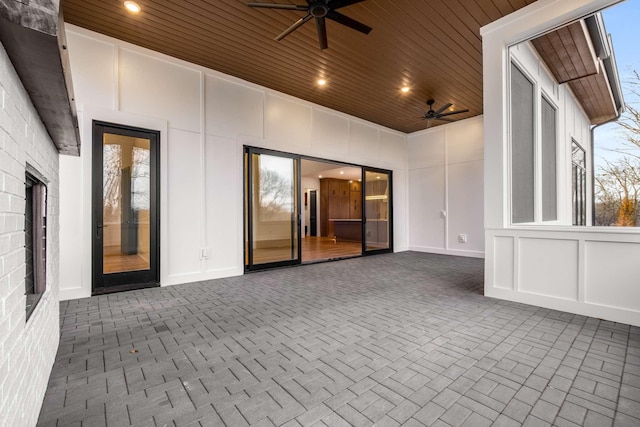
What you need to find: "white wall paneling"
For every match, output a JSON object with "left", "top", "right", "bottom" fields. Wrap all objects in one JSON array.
[
  {"left": 205, "top": 74, "right": 264, "bottom": 140},
  {"left": 480, "top": 0, "right": 639, "bottom": 326},
  {"left": 408, "top": 116, "right": 484, "bottom": 258},
  {"left": 60, "top": 24, "right": 409, "bottom": 299},
  {"left": 486, "top": 228, "right": 640, "bottom": 326},
  {"left": 119, "top": 49, "right": 201, "bottom": 133}
]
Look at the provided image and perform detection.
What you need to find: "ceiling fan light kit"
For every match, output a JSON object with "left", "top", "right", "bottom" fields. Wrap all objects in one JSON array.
[{"left": 247, "top": 0, "right": 372, "bottom": 50}]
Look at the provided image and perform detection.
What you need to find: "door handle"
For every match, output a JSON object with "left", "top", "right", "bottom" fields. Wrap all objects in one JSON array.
[{"left": 96, "top": 224, "right": 103, "bottom": 239}]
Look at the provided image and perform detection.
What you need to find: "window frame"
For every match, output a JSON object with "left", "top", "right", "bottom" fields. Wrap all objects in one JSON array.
[
  {"left": 508, "top": 56, "right": 561, "bottom": 226},
  {"left": 24, "top": 167, "right": 48, "bottom": 321}
]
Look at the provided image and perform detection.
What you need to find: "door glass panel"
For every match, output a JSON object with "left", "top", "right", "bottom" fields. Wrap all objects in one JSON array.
[
  {"left": 102, "top": 133, "right": 151, "bottom": 273},
  {"left": 251, "top": 153, "right": 298, "bottom": 265},
  {"left": 365, "top": 171, "right": 390, "bottom": 251}
]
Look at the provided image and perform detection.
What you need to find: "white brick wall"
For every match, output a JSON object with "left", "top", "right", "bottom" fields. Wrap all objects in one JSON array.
[{"left": 0, "top": 41, "right": 60, "bottom": 426}]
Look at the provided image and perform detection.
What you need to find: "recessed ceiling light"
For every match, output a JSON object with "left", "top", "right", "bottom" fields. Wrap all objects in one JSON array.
[
  {"left": 377, "top": 176, "right": 381, "bottom": 179},
  {"left": 401, "top": 86, "right": 410, "bottom": 93},
  {"left": 317, "top": 78, "right": 327, "bottom": 87},
  {"left": 124, "top": 1, "right": 141, "bottom": 14},
  {"left": 340, "top": 171, "right": 344, "bottom": 175},
  {"left": 318, "top": 175, "right": 323, "bottom": 178}
]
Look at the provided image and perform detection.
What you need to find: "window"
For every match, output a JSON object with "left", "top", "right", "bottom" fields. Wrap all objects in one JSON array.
[
  {"left": 572, "top": 141, "right": 587, "bottom": 225},
  {"left": 510, "top": 62, "right": 535, "bottom": 223},
  {"left": 541, "top": 96, "right": 557, "bottom": 221},
  {"left": 510, "top": 62, "right": 558, "bottom": 224},
  {"left": 25, "top": 171, "right": 47, "bottom": 320}
]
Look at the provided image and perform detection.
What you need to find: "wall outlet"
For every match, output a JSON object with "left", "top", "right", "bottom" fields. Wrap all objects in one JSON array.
[{"left": 458, "top": 234, "right": 467, "bottom": 243}]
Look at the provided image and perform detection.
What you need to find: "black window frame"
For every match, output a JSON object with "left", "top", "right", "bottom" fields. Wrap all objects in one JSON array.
[{"left": 25, "top": 168, "right": 47, "bottom": 321}]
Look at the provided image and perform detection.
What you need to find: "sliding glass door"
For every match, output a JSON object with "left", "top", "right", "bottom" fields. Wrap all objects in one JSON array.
[
  {"left": 245, "top": 148, "right": 301, "bottom": 270},
  {"left": 364, "top": 168, "right": 393, "bottom": 254}
]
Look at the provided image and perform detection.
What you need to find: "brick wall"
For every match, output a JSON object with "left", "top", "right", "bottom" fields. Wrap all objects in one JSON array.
[{"left": 0, "top": 41, "right": 60, "bottom": 426}]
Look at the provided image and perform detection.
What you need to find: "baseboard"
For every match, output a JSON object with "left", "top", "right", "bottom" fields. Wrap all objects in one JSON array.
[{"left": 409, "top": 246, "right": 485, "bottom": 259}]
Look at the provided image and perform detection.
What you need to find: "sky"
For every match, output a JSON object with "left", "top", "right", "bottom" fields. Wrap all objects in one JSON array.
[{"left": 593, "top": 0, "right": 640, "bottom": 169}]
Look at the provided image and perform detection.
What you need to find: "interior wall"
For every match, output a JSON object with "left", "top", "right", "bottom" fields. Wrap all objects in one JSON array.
[
  {"left": 408, "top": 116, "right": 484, "bottom": 258},
  {"left": 59, "top": 25, "right": 409, "bottom": 299},
  {"left": 482, "top": 0, "right": 640, "bottom": 327},
  {"left": 0, "top": 41, "right": 60, "bottom": 426}
]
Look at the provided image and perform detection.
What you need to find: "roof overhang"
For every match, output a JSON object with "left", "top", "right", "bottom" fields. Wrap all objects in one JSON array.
[
  {"left": 0, "top": 0, "right": 80, "bottom": 155},
  {"left": 531, "top": 12, "right": 624, "bottom": 125}
]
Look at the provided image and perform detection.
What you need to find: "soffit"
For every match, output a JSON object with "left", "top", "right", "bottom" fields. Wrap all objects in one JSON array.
[
  {"left": 61, "top": 0, "right": 537, "bottom": 133},
  {"left": 531, "top": 20, "right": 619, "bottom": 125}
]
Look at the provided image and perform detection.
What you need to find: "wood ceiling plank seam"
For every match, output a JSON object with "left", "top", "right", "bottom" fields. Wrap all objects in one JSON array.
[
  {"left": 443, "top": 0, "right": 488, "bottom": 35},
  {"left": 397, "top": 0, "right": 483, "bottom": 61},
  {"left": 559, "top": 25, "right": 589, "bottom": 80},
  {"left": 472, "top": 0, "right": 504, "bottom": 22},
  {"left": 567, "top": 21, "right": 598, "bottom": 76},
  {"left": 489, "top": 0, "right": 516, "bottom": 17},
  {"left": 420, "top": 0, "right": 483, "bottom": 55},
  {"left": 359, "top": 1, "right": 484, "bottom": 92},
  {"left": 506, "top": 0, "right": 529, "bottom": 11},
  {"left": 452, "top": 0, "right": 492, "bottom": 28},
  {"left": 547, "top": 30, "right": 578, "bottom": 83},
  {"left": 531, "top": 35, "right": 571, "bottom": 84},
  {"left": 348, "top": 2, "right": 477, "bottom": 94}
]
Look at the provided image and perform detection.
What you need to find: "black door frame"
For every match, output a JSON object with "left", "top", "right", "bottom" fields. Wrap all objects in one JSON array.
[
  {"left": 362, "top": 167, "right": 394, "bottom": 255},
  {"left": 244, "top": 147, "right": 393, "bottom": 271},
  {"left": 244, "top": 147, "right": 302, "bottom": 271},
  {"left": 92, "top": 121, "right": 160, "bottom": 294}
]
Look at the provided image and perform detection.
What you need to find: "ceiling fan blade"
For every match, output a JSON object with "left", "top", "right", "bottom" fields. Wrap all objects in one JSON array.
[
  {"left": 326, "top": 10, "right": 372, "bottom": 34},
  {"left": 330, "top": 0, "right": 366, "bottom": 9},
  {"left": 437, "top": 108, "right": 469, "bottom": 117},
  {"left": 275, "top": 14, "right": 313, "bottom": 41},
  {"left": 316, "top": 17, "right": 328, "bottom": 49},
  {"left": 434, "top": 103, "right": 452, "bottom": 115},
  {"left": 247, "top": 2, "right": 308, "bottom": 10},
  {"left": 414, "top": 106, "right": 428, "bottom": 115}
]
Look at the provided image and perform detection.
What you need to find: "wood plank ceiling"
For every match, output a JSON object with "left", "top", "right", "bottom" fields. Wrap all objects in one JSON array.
[
  {"left": 531, "top": 20, "right": 619, "bottom": 125},
  {"left": 61, "top": 0, "right": 537, "bottom": 133}
]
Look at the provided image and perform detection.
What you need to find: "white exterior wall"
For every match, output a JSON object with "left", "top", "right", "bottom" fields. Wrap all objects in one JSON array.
[
  {"left": 407, "top": 116, "right": 484, "bottom": 258},
  {"left": 60, "top": 25, "right": 409, "bottom": 300},
  {"left": 482, "top": 0, "right": 640, "bottom": 327},
  {"left": 0, "top": 42, "right": 60, "bottom": 426}
]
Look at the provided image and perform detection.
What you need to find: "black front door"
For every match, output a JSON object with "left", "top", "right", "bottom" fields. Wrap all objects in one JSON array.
[{"left": 92, "top": 121, "right": 160, "bottom": 294}]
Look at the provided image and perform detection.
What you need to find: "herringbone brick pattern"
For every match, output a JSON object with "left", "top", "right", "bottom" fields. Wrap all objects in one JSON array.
[{"left": 38, "top": 252, "right": 640, "bottom": 426}]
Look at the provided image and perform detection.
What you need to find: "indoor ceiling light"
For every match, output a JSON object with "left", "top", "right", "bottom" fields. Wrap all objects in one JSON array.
[
  {"left": 124, "top": 1, "right": 141, "bottom": 14},
  {"left": 317, "top": 78, "right": 327, "bottom": 87},
  {"left": 318, "top": 175, "right": 323, "bottom": 178},
  {"left": 401, "top": 86, "right": 410, "bottom": 93},
  {"left": 340, "top": 171, "right": 344, "bottom": 175}
]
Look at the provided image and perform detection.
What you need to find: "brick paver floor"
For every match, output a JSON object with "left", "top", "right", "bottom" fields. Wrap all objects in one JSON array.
[{"left": 37, "top": 252, "right": 640, "bottom": 426}]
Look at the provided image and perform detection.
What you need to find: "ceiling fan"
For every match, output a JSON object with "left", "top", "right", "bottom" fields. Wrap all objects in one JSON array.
[
  {"left": 416, "top": 99, "right": 469, "bottom": 126},
  {"left": 247, "top": 0, "right": 372, "bottom": 50}
]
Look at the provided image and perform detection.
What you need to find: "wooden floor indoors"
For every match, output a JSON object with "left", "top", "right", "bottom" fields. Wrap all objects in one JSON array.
[
  {"left": 103, "top": 246, "right": 149, "bottom": 273},
  {"left": 252, "top": 236, "right": 362, "bottom": 265}
]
